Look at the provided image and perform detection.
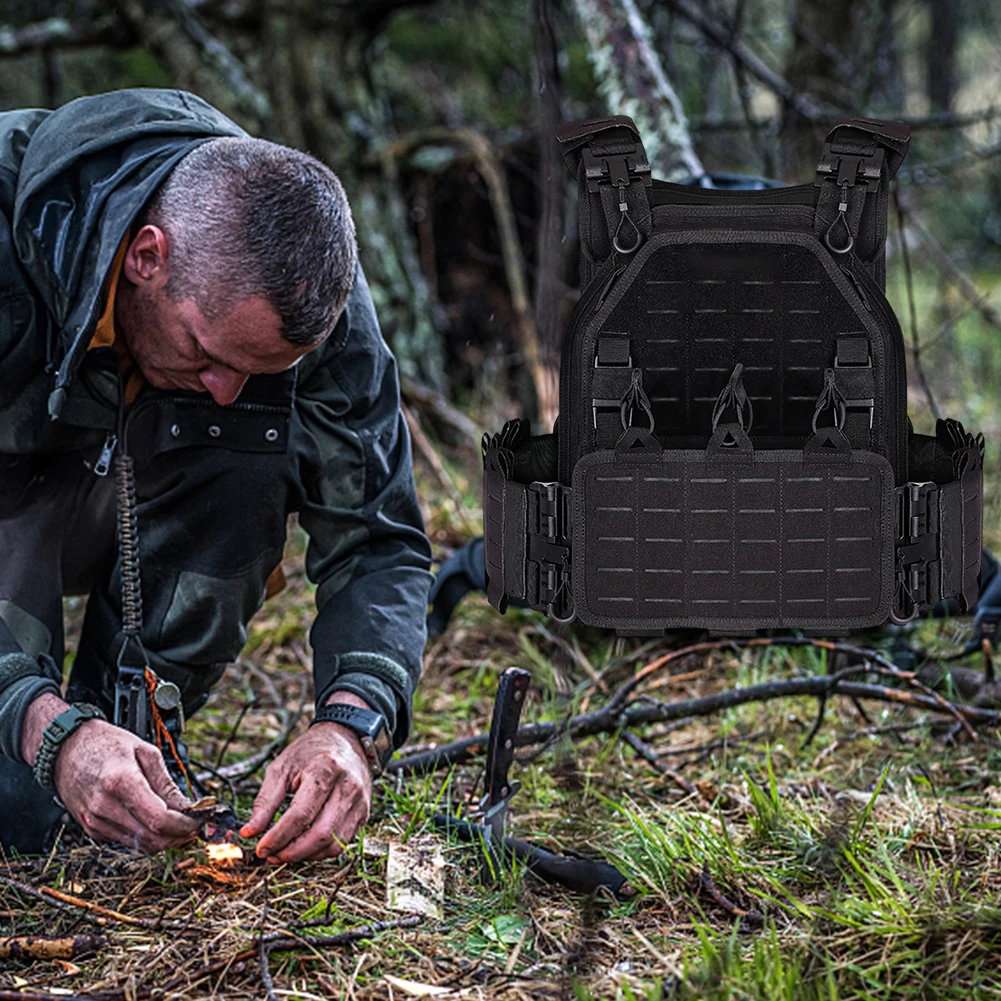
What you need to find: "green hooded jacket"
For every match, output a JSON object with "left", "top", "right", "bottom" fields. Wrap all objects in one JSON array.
[{"left": 0, "top": 89, "right": 432, "bottom": 747}]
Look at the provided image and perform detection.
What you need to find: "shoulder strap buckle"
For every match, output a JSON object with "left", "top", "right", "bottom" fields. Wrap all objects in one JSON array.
[
  {"left": 815, "top": 143, "right": 885, "bottom": 193},
  {"left": 581, "top": 146, "right": 652, "bottom": 193}
]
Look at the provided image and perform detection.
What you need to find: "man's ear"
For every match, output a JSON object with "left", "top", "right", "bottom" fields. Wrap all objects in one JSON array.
[{"left": 121, "top": 224, "right": 171, "bottom": 289}]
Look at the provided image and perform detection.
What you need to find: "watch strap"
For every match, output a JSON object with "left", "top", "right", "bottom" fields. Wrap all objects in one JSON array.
[
  {"left": 310, "top": 703, "right": 392, "bottom": 776},
  {"left": 32, "top": 703, "right": 106, "bottom": 792}
]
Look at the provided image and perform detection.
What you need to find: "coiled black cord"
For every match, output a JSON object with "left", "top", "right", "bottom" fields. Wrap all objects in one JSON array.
[{"left": 114, "top": 452, "right": 143, "bottom": 637}]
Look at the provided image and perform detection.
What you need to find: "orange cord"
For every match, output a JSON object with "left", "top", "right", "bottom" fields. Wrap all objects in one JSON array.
[{"left": 144, "top": 668, "right": 193, "bottom": 798}]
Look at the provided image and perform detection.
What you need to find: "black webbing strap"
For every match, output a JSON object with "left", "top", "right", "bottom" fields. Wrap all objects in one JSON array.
[
  {"left": 833, "top": 334, "right": 875, "bottom": 448},
  {"left": 592, "top": 335, "right": 636, "bottom": 446},
  {"left": 814, "top": 117, "right": 909, "bottom": 289},
  {"left": 556, "top": 116, "right": 652, "bottom": 286},
  {"left": 893, "top": 421, "right": 984, "bottom": 621}
]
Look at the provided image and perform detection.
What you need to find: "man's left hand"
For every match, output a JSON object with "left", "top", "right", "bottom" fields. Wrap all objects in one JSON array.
[{"left": 239, "top": 693, "right": 374, "bottom": 862}]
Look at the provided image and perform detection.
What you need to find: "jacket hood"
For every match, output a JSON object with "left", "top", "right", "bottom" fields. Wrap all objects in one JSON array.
[{"left": 11, "top": 88, "right": 247, "bottom": 420}]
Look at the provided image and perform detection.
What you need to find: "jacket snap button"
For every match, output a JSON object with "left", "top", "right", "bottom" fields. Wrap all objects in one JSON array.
[
  {"left": 170, "top": 424, "right": 181, "bottom": 438},
  {"left": 208, "top": 425, "right": 221, "bottom": 438},
  {"left": 264, "top": 428, "right": 279, "bottom": 442}
]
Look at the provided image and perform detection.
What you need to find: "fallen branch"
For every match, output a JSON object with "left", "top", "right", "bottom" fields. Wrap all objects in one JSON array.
[
  {"left": 390, "top": 650, "right": 998, "bottom": 776},
  {"left": 0, "top": 933, "right": 107, "bottom": 960}
]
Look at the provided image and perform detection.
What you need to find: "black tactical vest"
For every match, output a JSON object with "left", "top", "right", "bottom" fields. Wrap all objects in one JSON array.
[{"left": 482, "top": 115, "right": 985, "bottom": 636}]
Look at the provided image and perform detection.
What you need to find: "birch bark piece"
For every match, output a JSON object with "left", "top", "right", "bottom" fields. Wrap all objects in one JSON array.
[{"left": 386, "top": 835, "right": 445, "bottom": 920}]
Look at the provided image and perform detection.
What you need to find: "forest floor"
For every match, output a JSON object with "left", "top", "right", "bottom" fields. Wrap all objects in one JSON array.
[{"left": 3, "top": 416, "right": 1001, "bottom": 1001}]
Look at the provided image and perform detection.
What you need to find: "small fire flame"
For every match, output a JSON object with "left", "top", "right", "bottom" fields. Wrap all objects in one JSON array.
[{"left": 206, "top": 842, "right": 244, "bottom": 867}]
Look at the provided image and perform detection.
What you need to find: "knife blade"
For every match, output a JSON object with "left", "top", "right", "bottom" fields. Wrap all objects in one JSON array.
[{"left": 480, "top": 666, "right": 531, "bottom": 877}]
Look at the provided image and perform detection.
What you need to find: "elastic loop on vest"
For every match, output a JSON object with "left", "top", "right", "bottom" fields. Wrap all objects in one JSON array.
[
  {"left": 612, "top": 186, "right": 643, "bottom": 254},
  {"left": 823, "top": 181, "right": 855, "bottom": 254},
  {"left": 619, "top": 369, "right": 655, "bottom": 433},
  {"left": 711, "top": 363, "right": 753, "bottom": 433},
  {"left": 811, "top": 368, "right": 848, "bottom": 434}
]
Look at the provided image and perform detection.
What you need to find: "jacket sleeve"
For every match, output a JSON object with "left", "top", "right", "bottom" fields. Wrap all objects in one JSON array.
[{"left": 295, "top": 263, "right": 433, "bottom": 749}]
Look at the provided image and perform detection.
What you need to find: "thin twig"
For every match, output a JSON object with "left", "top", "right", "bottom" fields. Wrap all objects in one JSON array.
[
  {"left": 259, "top": 870, "right": 277, "bottom": 1001},
  {"left": 402, "top": 403, "right": 474, "bottom": 531},
  {"left": 0, "top": 876, "right": 182, "bottom": 930},
  {"left": 699, "top": 864, "right": 764, "bottom": 929},
  {"left": 213, "top": 698, "right": 257, "bottom": 770},
  {"left": 621, "top": 730, "right": 700, "bottom": 798},
  {"left": 196, "top": 681, "right": 306, "bottom": 784}
]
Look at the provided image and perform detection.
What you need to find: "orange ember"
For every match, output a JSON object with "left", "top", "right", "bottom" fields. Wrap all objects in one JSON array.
[{"left": 206, "top": 842, "right": 244, "bottom": 867}]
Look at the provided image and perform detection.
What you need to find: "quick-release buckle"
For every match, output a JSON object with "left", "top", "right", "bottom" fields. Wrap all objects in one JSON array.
[
  {"left": 891, "top": 481, "right": 939, "bottom": 624},
  {"left": 527, "top": 482, "right": 573, "bottom": 621},
  {"left": 815, "top": 145, "right": 885, "bottom": 192},
  {"left": 581, "top": 147, "right": 652, "bottom": 193}
]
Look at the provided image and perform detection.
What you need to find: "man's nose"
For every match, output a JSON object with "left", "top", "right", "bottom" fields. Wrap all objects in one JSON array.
[{"left": 199, "top": 366, "right": 249, "bottom": 406}]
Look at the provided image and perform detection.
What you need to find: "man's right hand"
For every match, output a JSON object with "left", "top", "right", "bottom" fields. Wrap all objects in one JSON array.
[{"left": 22, "top": 692, "right": 200, "bottom": 853}]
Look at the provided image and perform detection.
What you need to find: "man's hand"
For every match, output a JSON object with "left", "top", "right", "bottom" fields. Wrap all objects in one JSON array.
[
  {"left": 239, "top": 692, "right": 374, "bottom": 863},
  {"left": 23, "top": 692, "right": 200, "bottom": 853}
]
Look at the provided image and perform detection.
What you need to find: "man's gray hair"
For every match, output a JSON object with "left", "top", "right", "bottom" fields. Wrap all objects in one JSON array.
[{"left": 142, "top": 136, "right": 357, "bottom": 347}]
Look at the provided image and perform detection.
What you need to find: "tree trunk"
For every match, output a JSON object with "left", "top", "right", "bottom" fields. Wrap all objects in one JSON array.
[
  {"left": 570, "top": 0, "right": 704, "bottom": 182},
  {"left": 926, "top": 0, "right": 959, "bottom": 113},
  {"left": 532, "top": 0, "right": 566, "bottom": 429}
]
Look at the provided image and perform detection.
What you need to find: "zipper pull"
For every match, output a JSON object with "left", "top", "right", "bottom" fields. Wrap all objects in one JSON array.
[{"left": 94, "top": 433, "right": 118, "bottom": 477}]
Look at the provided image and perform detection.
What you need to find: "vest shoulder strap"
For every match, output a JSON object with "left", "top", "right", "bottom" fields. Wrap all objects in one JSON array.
[
  {"left": 556, "top": 116, "right": 653, "bottom": 287},
  {"left": 814, "top": 116, "right": 910, "bottom": 289}
]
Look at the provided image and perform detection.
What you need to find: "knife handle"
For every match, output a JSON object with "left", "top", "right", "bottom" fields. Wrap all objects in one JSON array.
[{"left": 484, "top": 667, "right": 531, "bottom": 806}]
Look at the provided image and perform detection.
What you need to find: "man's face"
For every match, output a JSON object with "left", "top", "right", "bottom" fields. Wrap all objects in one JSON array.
[{"left": 116, "top": 225, "right": 315, "bottom": 407}]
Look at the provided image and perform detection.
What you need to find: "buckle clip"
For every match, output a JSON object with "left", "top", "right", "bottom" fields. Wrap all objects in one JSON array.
[
  {"left": 527, "top": 482, "right": 573, "bottom": 621},
  {"left": 891, "top": 482, "right": 939, "bottom": 623},
  {"left": 815, "top": 144, "right": 885, "bottom": 192},
  {"left": 581, "top": 147, "right": 652, "bottom": 193}
]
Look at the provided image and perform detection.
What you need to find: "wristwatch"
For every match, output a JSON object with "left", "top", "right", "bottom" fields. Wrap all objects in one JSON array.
[
  {"left": 32, "top": 703, "right": 107, "bottom": 791},
  {"left": 310, "top": 703, "right": 393, "bottom": 777}
]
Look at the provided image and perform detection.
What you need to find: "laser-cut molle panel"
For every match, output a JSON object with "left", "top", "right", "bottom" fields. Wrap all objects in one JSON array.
[
  {"left": 571, "top": 449, "right": 895, "bottom": 631},
  {"left": 593, "top": 244, "right": 867, "bottom": 442}
]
